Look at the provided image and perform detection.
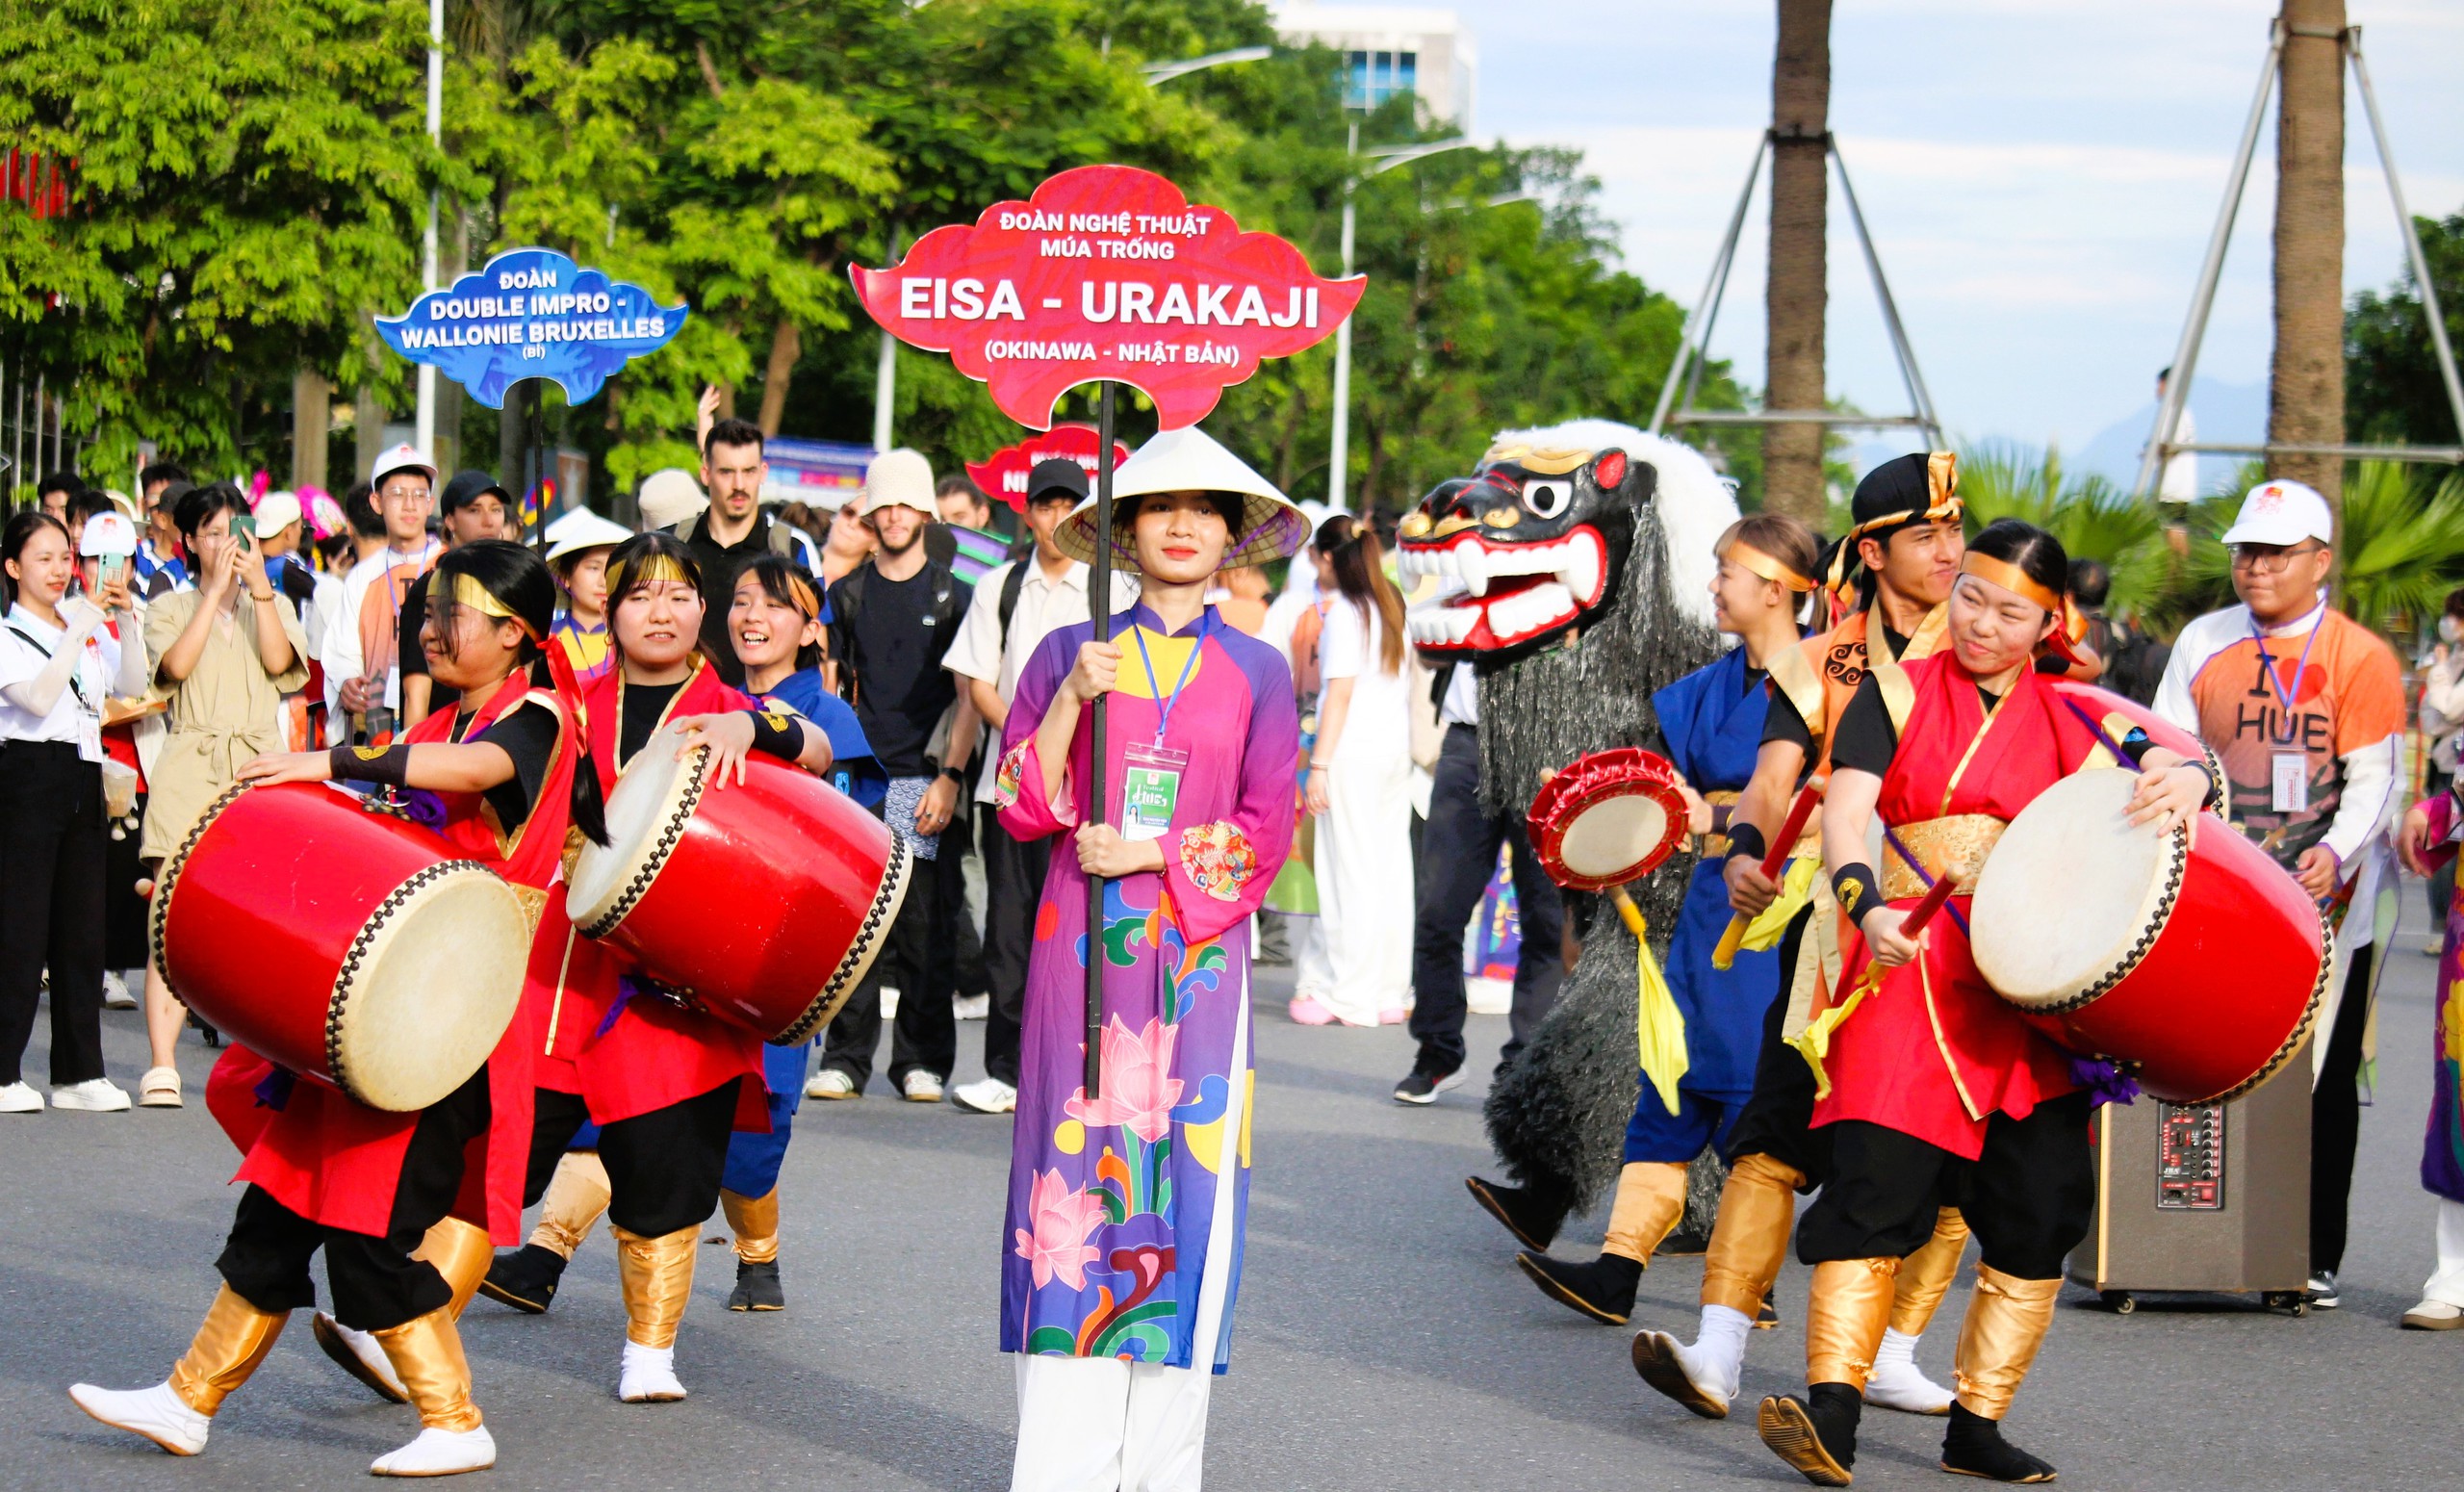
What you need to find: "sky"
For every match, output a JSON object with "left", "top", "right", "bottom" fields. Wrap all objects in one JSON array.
[{"left": 1426, "top": 1, "right": 2464, "bottom": 471}]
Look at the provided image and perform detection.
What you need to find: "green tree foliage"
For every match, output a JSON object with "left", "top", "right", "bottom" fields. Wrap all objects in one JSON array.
[
  {"left": 0, "top": 0, "right": 446, "bottom": 480},
  {"left": 4, "top": 0, "right": 1748, "bottom": 514},
  {"left": 2347, "top": 206, "right": 2464, "bottom": 449}
]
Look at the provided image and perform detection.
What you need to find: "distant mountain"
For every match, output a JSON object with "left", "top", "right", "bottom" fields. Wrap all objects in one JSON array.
[{"left": 2071, "top": 377, "right": 2269, "bottom": 497}]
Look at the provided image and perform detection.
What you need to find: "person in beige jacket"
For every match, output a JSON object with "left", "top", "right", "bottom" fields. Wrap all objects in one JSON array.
[{"left": 137, "top": 484, "right": 308, "bottom": 1106}]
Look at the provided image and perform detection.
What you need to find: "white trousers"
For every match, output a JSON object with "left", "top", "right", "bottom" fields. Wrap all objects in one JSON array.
[
  {"left": 1009, "top": 967, "right": 1249, "bottom": 1492},
  {"left": 2425, "top": 1196, "right": 2464, "bottom": 1307},
  {"left": 1294, "top": 753, "right": 1414, "bottom": 1024}
]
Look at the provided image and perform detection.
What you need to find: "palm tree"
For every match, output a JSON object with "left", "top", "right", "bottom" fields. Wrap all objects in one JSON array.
[
  {"left": 2270, "top": 2, "right": 2347, "bottom": 508},
  {"left": 1958, "top": 443, "right": 2169, "bottom": 617},
  {"left": 1761, "top": 0, "right": 1830, "bottom": 527},
  {"left": 2333, "top": 461, "right": 2464, "bottom": 633}
]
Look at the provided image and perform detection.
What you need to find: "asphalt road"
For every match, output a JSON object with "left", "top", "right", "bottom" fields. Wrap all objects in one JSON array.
[{"left": 3, "top": 908, "right": 2458, "bottom": 1491}]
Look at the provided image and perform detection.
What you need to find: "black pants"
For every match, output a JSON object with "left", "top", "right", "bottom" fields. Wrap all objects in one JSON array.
[
  {"left": 1407, "top": 724, "right": 1565, "bottom": 1076},
  {"left": 2311, "top": 944, "right": 2376, "bottom": 1274},
  {"left": 0, "top": 741, "right": 107, "bottom": 1087},
  {"left": 820, "top": 849, "right": 950, "bottom": 1088},
  {"left": 1720, "top": 903, "right": 1831, "bottom": 1182},
  {"left": 216, "top": 1068, "right": 491, "bottom": 1330},
  {"left": 979, "top": 803, "right": 1052, "bottom": 1088},
  {"left": 926, "top": 805, "right": 990, "bottom": 1007},
  {"left": 526, "top": 1081, "right": 740, "bottom": 1238},
  {"left": 1798, "top": 1093, "right": 2095, "bottom": 1281}
]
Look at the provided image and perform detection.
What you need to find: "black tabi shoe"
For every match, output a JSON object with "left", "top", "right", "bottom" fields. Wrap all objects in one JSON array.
[
  {"left": 310, "top": 1312, "right": 408, "bottom": 1404},
  {"left": 1758, "top": 1295, "right": 1783, "bottom": 1328},
  {"left": 728, "top": 1259, "right": 784, "bottom": 1312},
  {"left": 1939, "top": 1403, "right": 2057, "bottom": 1482},
  {"left": 1759, "top": 1384, "right": 1862, "bottom": 1487},
  {"left": 476, "top": 1244, "right": 568, "bottom": 1315},
  {"left": 1464, "top": 1175, "right": 1571, "bottom": 1251},
  {"left": 1515, "top": 1250, "right": 1642, "bottom": 1324}
]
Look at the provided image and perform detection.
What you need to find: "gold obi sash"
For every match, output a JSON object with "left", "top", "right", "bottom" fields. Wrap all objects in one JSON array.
[
  {"left": 1701, "top": 789, "right": 1741, "bottom": 860},
  {"left": 1882, "top": 814, "right": 2006, "bottom": 901}
]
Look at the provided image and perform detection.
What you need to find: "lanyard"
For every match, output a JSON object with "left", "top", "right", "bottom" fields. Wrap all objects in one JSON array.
[
  {"left": 2250, "top": 607, "right": 2323, "bottom": 714},
  {"left": 1130, "top": 616, "right": 1207, "bottom": 746}
]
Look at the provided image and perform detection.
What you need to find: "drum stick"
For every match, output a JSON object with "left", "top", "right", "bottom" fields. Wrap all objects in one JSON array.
[
  {"left": 1844, "top": 867, "right": 1961, "bottom": 998},
  {"left": 1710, "top": 780, "right": 1824, "bottom": 966}
]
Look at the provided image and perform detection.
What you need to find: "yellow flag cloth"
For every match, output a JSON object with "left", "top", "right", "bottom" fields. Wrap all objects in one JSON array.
[
  {"left": 1737, "top": 857, "right": 1819, "bottom": 956},
  {"left": 1788, "top": 965, "right": 1879, "bottom": 1100},
  {"left": 1610, "top": 887, "right": 1688, "bottom": 1114}
]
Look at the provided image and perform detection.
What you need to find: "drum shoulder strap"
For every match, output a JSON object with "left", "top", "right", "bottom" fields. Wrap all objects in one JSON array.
[{"left": 1872, "top": 660, "right": 1917, "bottom": 734}]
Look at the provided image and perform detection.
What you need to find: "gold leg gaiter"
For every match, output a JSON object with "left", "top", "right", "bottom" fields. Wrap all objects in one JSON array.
[
  {"left": 372, "top": 1308, "right": 484, "bottom": 1432},
  {"left": 721, "top": 1188, "right": 781, "bottom": 1266},
  {"left": 167, "top": 1285, "right": 289, "bottom": 1416},
  {"left": 1888, "top": 1207, "right": 1972, "bottom": 1336},
  {"left": 1950, "top": 1264, "right": 2062, "bottom": 1420},
  {"left": 1601, "top": 1162, "right": 1689, "bottom": 1265},
  {"left": 1702, "top": 1151, "right": 1805, "bottom": 1317},
  {"left": 611, "top": 1223, "right": 699, "bottom": 1350},
  {"left": 1805, "top": 1256, "right": 1899, "bottom": 1391}
]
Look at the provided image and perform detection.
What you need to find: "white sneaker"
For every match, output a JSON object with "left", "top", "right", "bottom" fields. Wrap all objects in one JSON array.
[
  {"left": 51, "top": 1078, "right": 131, "bottom": 1112},
  {"left": 952, "top": 993, "right": 989, "bottom": 1020},
  {"left": 312, "top": 1311, "right": 407, "bottom": 1402},
  {"left": 805, "top": 1068, "right": 859, "bottom": 1100},
  {"left": 102, "top": 971, "right": 137, "bottom": 1010},
  {"left": 2402, "top": 1299, "right": 2464, "bottom": 1329},
  {"left": 1865, "top": 1325, "right": 1955, "bottom": 1414},
  {"left": 618, "top": 1340, "right": 686, "bottom": 1402},
  {"left": 68, "top": 1380, "right": 210, "bottom": 1455},
  {"left": 902, "top": 1069, "right": 945, "bottom": 1103},
  {"left": 951, "top": 1077, "right": 1017, "bottom": 1115},
  {"left": 372, "top": 1425, "right": 496, "bottom": 1477},
  {"left": 0, "top": 1081, "right": 42, "bottom": 1114}
]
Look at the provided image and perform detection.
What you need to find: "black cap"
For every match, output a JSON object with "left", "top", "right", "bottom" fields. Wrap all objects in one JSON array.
[
  {"left": 1024, "top": 457, "right": 1090, "bottom": 503},
  {"left": 1850, "top": 452, "right": 1937, "bottom": 528},
  {"left": 440, "top": 469, "right": 513, "bottom": 515}
]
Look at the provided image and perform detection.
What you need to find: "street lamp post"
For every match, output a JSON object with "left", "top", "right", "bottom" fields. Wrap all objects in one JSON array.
[{"left": 1328, "top": 135, "right": 1477, "bottom": 512}]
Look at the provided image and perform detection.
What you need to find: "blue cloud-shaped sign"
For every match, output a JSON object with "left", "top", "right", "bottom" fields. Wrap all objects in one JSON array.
[{"left": 375, "top": 246, "right": 688, "bottom": 409}]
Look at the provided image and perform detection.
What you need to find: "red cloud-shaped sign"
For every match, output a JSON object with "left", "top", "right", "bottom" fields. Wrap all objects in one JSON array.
[{"left": 853, "top": 165, "right": 1364, "bottom": 432}]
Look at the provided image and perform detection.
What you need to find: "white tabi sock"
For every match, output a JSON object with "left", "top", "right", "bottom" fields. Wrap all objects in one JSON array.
[{"left": 1677, "top": 1303, "right": 1754, "bottom": 1402}]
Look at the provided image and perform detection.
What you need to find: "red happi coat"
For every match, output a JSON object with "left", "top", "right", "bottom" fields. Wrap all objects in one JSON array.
[
  {"left": 1811, "top": 653, "right": 2127, "bottom": 1159},
  {"left": 207, "top": 676, "right": 584, "bottom": 1244},
  {"left": 527, "top": 662, "right": 768, "bottom": 1130}
]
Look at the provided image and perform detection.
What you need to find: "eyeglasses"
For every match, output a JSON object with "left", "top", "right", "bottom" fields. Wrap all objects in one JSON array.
[
  {"left": 2230, "top": 542, "right": 2326, "bottom": 575},
  {"left": 378, "top": 484, "right": 434, "bottom": 508}
]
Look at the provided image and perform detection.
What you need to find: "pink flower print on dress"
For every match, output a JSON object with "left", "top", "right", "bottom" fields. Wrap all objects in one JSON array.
[
  {"left": 1014, "top": 1169, "right": 1106, "bottom": 1290},
  {"left": 1065, "top": 1016, "right": 1186, "bottom": 1143}
]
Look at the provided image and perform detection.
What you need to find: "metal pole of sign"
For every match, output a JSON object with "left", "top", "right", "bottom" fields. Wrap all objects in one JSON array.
[
  {"left": 2348, "top": 29, "right": 2464, "bottom": 448},
  {"left": 1085, "top": 380, "right": 1116, "bottom": 1098},
  {"left": 1650, "top": 134, "right": 1767, "bottom": 436},
  {"left": 414, "top": 0, "right": 442, "bottom": 460}
]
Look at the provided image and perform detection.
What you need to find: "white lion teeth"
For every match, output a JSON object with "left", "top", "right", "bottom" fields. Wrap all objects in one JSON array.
[
  {"left": 1406, "top": 599, "right": 1481, "bottom": 645},
  {"left": 1457, "top": 544, "right": 1490, "bottom": 597},
  {"left": 1486, "top": 581, "right": 1577, "bottom": 640},
  {"left": 1553, "top": 529, "right": 1603, "bottom": 602}
]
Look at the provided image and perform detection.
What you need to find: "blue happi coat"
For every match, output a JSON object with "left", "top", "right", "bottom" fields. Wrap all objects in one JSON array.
[{"left": 1648, "top": 645, "right": 1789, "bottom": 1096}]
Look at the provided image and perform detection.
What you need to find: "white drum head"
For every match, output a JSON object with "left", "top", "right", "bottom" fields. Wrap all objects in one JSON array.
[
  {"left": 568, "top": 724, "right": 703, "bottom": 932},
  {"left": 1969, "top": 768, "right": 2178, "bottom": 1011},
  {"left": 1559, "top": 796, "right": 1672, "bottom": 886},
  {"left": 332, "top": 866, "right": 531, "bottom": 1111}
]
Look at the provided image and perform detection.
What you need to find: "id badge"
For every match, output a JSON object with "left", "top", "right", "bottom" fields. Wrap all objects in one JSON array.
[
  {"left": 2272, "top": 751, "right": 2309, "bottom": 814},
  {"left": 76, "top": 708, "right": 104, "bottom": 765},
  {"left": 1118, "top": 740, "right": 1189, "bottom": 842}
]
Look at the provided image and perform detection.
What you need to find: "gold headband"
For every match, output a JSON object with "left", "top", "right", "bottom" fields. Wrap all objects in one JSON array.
[
  {"left": 607, "top": 552, "right": 694, "bottom": 601},
  {"left": 446, "top": 571, "right": 541, "bottom": 641},
  {"left": 1957, "top": 552, "right": 2063, "bottom": 617},
  {"left": 1722, "top": 539, "right": 1816, "bottom": 593},
  {"left": 780, "top": 571, "right": 820, "bottom": 621}
]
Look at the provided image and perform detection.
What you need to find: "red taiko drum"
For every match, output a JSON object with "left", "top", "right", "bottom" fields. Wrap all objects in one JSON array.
[
  {"left": 1968, "top": 767, "right": 2325, "bottom": 1104},
  {"left": 565, "top": 726, "right": 910, "bottom": 1043},
  {"left": 1526, "top": 747, "right": 1691, "bottom": 891},
  {"left": 151, "top": 783, "right": 534, "bottom": 1112}
]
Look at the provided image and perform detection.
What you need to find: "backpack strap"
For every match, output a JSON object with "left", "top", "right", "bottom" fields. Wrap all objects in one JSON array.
[{"left": 996, "top": 561, "right": 1029, "bottom": 651}]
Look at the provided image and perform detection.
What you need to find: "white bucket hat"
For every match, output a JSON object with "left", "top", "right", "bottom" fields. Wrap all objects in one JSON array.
[
  {"left": 636, "top": 468, "right": 709, "bottom": 530},
  {"left": 1054, "top": 427, "right": 1310, "bottom": 573},
  {"left": 543, "top": 508, "right": 634, "bottom": 563},
  {"left": 860, "top": 448, "right": 937, "bottom": 516}
]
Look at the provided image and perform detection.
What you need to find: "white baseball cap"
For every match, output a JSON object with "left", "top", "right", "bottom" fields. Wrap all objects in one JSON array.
[
  {"left": 253, "top": 490, "right": 303, "bottom": 537},
  {"left": 79, "top": 511, "right": 138, "bottom": 559},
  {"left": 2220, "top": 478, "right": 2334, "bottom": 548},
  {"left": 369, "top": 444, "right": 437, "bottom": 491},
  {"left": 860, "top": 448, "right": 937, "bottom": 516}
]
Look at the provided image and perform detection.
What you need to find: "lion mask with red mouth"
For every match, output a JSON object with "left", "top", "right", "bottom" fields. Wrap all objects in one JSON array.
[{"left": 1398, "top": 423, "right": 1731, "bottom": 661}]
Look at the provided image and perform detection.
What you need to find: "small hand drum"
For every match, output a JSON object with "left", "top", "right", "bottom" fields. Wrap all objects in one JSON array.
[{"left": 1525, "top": 747, "right": 1691, "bottom": 891}]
